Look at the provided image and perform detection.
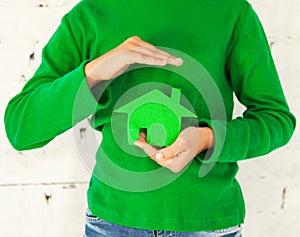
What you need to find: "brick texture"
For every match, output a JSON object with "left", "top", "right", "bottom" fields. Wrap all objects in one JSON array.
[{"left": 0, "top": 0, "right": 299, "bottom": 236}]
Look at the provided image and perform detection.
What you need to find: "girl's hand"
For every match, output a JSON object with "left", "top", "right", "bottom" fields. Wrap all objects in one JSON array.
[
  {"left": 84, "top": 36, "right": 183, "bottom": 88},
  {"left": 134, "top": 127, "right": 214, "bottom": 173}
]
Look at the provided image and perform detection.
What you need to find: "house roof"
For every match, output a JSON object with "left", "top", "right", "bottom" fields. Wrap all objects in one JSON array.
[{"left": 114, "top": 88, "right": 197, "bottom": 119}]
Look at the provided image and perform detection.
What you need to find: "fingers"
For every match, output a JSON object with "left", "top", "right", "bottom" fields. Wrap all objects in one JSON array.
[
  {"left": 128, "top": 51, "right": 168, "bottom": 66},
  {"left": 134, "top": 126, "right": 200, "bottom": 173},
  {"left": 139, "top": 132, "right": 147, "bottom": 142},
  {"left": 134, "top": 138, "right": 173, "bottom": 166},
  {"left": 135, "top": 132, "right": 182, "bottom": 162},
  {"left": 127, "top": 51, "right": 183, "bottom": 67},
  {"left": 124, "top": 36, "right": 183, "bottom": 66},
  {"left": 84, "top": 36, "right": 183, "bottom": 86},
  {"left": 134, "top": 139, "right": 174, "bottom": 168},
  {"left": 153, "top": 134, "right": 182, "bottom": 161},
  {"left": 134, "top": 138, "right": 190, "bottom": 173},
  {"left": 134, "top": 140, "right": 158, "bottom": 158},
  {"left": 131, "top": 47, "right": 182, "bottom": 66}
]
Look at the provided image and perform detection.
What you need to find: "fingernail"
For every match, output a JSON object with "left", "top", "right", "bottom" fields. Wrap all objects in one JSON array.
[
  {"left": 155, "top": 152, "right": 164, "bottom": 161},
  {"left": 176, "top": 58, "right": 183, "bottom": 65},
  {"left": 134, "top": 141, "right": 141, "bottom": 147}
]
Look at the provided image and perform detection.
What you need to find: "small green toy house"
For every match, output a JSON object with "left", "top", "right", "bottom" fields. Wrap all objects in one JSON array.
[{"left": 114, "top": 88, "right": 197, "bottom": 146}]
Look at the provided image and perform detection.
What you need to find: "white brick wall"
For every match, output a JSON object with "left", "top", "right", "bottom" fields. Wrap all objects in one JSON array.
[{"left": 0, "top": 0, "right": 299, "bottom": 236}]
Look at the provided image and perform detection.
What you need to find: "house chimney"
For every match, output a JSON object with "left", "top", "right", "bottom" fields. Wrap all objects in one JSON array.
[{"left": 171, "top": 88, "right": 181, "bottom": 104}]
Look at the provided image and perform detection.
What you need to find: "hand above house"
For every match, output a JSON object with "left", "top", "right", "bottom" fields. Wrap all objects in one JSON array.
[
  {"left": 134, "top": 126, "right": 215, "bottom": 173},
  {"left": 84, "top": 36, "right": 183, "bottom": 88}
]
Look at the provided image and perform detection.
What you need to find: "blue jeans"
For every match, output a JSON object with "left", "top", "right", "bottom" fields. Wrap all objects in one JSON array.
[{"left": 84, "top": 209, "right": 242, "bottom": 237}]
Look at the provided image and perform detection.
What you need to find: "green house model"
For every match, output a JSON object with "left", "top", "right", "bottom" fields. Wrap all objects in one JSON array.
[{"left": 114, "top": 88, "right": 198, "bottom": 147}]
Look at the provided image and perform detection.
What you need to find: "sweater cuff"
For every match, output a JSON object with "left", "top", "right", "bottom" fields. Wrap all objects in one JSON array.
[
  {"left": 196, "top": 119, "right": 227, "bottom": 164},
  {"left": 71, "top": 60, "right": 112, "bottom": 124}
]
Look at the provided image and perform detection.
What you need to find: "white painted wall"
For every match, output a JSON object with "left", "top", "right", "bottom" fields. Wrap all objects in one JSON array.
[{"left": 0, "top": 0, "right": 299, "bottom": 236}]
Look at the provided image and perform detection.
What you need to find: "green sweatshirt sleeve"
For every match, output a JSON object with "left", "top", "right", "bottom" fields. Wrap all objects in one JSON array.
[
  {"left": 199, "top": 3, "right": 296, "bottom": 163},
  {"left": 4, "top": 14, "right": 110, "bottom": 151}
]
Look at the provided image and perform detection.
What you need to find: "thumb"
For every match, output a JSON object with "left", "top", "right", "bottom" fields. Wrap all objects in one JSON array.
[
  {"left": 134, "top": 140, "right": 157, "bottom": 157},
  {"left": 154, "top": 136, "right": 182, "bottom": 161}
]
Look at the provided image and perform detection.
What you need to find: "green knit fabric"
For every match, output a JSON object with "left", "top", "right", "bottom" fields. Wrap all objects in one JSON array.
[{"left": 5, "top": 0, "right": 296, "bottom": 232}]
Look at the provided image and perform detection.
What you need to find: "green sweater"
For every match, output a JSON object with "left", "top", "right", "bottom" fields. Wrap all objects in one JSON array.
[{"left": 5, "top": 0, "right": 296, "bottom": 232}]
